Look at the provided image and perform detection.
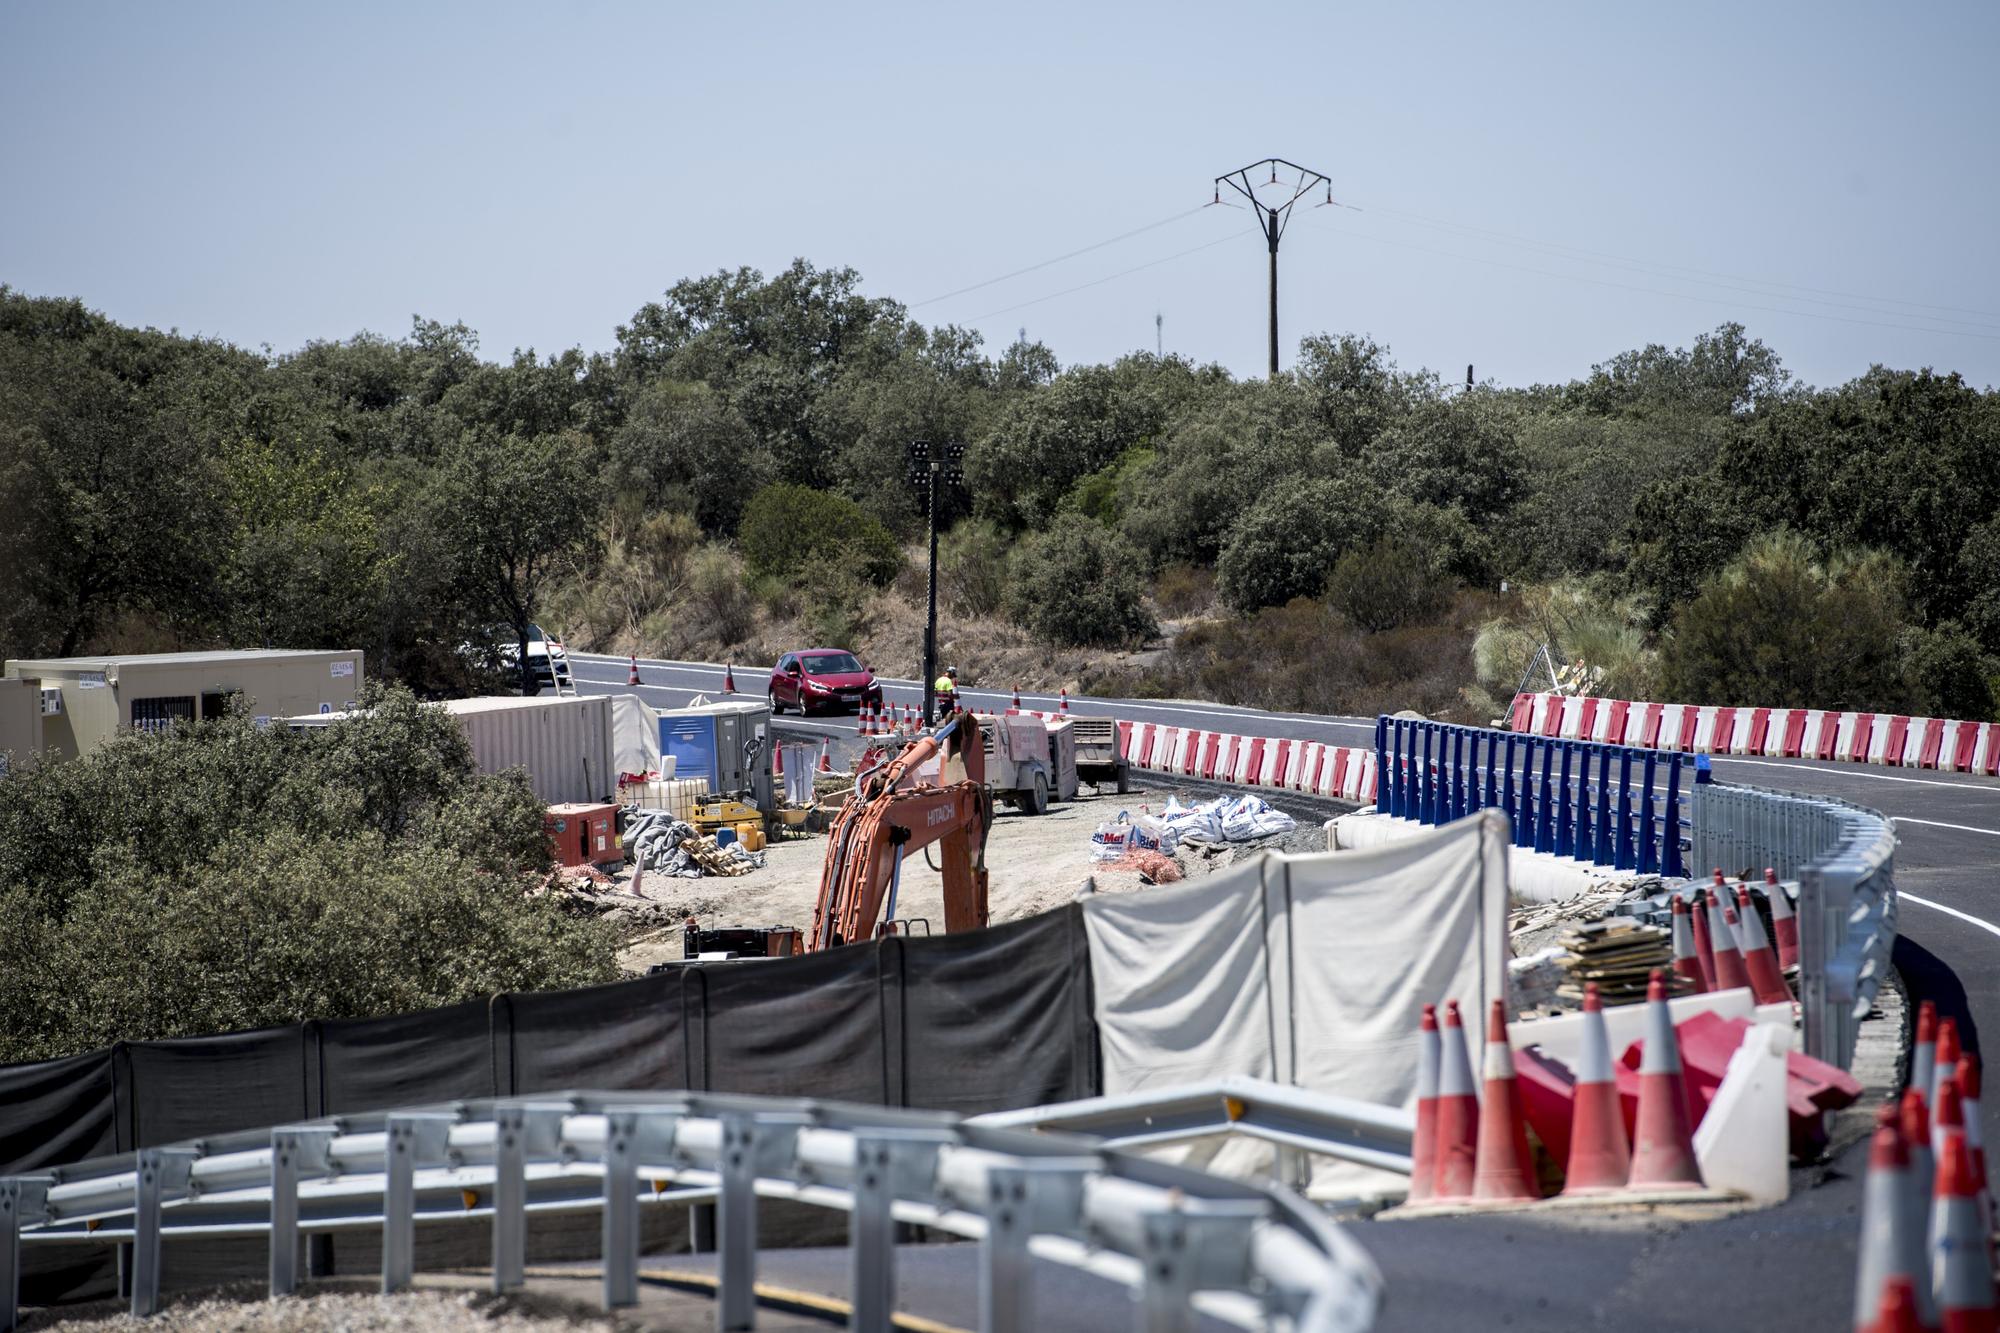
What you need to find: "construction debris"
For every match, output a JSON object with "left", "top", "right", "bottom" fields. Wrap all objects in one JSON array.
[
  {"left": 624, "top": 807, "right": 764, "bottom": 877},
  {"left": 1554, "top": 919, "right": 1678, "bottom": 1005}
]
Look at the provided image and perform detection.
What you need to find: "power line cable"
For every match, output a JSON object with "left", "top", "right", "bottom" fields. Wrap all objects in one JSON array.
[
  {"left": 912, "top": 207, "right": 1209, "bottom": 308},
  {"left": 965, "top": 233, "right": 1240, "bottom": 323}
]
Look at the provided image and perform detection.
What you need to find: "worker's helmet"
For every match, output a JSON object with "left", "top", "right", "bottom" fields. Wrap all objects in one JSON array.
[{"left": 947, "top": 667, "right": 959, "bottom": 678}]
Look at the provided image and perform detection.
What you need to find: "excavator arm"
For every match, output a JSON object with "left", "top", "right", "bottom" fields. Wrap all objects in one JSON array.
[{"left": 809, "top": 715, "right": 993, "bottom": 950}]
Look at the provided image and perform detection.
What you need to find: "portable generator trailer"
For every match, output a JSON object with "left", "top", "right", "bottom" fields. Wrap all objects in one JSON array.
[
  {"left": 1067, "top": 713, "right": 1131, "bottom": 794},
  {"left": 981, "top": 710, "right": 1078, "bottom": 815}
]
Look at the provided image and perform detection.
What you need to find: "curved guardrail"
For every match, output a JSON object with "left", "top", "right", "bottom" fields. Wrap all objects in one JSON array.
[
  {"left": 1374, "top": 716, "right": 1693, "bottom": 878},
  {"left": 1691, "top": 783, "right": 1897, "bottom": 1069},
  {"left": 0, "top": 1090, "right": 1383, "bottom": 1333}
]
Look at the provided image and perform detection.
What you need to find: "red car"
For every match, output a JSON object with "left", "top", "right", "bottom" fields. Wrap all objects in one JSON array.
[{"left": 768, "top": 649, "right": 882, "bottom": 716}]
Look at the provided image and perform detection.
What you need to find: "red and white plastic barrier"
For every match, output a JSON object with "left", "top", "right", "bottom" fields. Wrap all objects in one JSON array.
[
  {"left": 1509, "top": 691, "right": 2000, "bottom": 776},
  {"left": 1117, "top": 721, "right": 1377, "bottom": 802}
]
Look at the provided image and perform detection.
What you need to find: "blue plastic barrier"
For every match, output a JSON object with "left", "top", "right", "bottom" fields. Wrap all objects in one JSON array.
[{"left": 1373, "top": 715, "right": 1698, "bottom": 878}]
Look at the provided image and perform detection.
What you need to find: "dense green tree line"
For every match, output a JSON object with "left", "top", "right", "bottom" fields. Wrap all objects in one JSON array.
[{"left": 2, "top": 274, "right": 1996, "bottom": 715}]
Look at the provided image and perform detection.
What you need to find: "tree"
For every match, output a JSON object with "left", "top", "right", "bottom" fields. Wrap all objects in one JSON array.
[
  {"left": 1005, "top": 516, "right": 1157, "bottom": 648},
  {"left": 1657, "top": 532, "right": 1915, "bottom": 711},
  {"left": 1213, "top": 477, "right": 1392, "bottom": 612},
  {"left": 431, "top": 432, "right": 601, "bottom": 694},
  {"left": 737, "top": 483, "right": 902, "bottom": 588}
]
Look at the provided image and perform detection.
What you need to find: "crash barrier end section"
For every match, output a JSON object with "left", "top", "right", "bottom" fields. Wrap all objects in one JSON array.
[
  {"left": 1690, "top": 782, "right": 1896, "bottom": 1071},
  {"left": 1123, "top": 721, "right": 1378, "bottom": 804},
  {"left": 1, "top": 1091, "right": 1385, "bottom": 1333},
  {"left": 1375, "top": 716, "right": 1695, "bottom": 878}
]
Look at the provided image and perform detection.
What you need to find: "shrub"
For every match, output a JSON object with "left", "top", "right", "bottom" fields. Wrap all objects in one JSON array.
[
  {"left": 1325, "top": 538, "right": 1454, "bottom": 632},
  {"left": 738, "top": 483, "right": 902, "bottom": 587},
  {"left": 1213, "top": 478, "right": 1391, "bottom": 612},
  {"left": 0, "top": 686, "right": 614, "bottom": 1063},
  {"left": 684, "top": 544, "right": 755, "bottom": 646},
  {"left": 1902, "top": 621, "right": 1998, "bottom": 721},
  {"left": 1152, "top": 563, "right": 1215, "bottom": 618},
  {"left": 1004, "top": 515, "right": 1157, "bottom": 648},
  {"left": 939, "top": 519, "right": 1010, "bottom": 618}
]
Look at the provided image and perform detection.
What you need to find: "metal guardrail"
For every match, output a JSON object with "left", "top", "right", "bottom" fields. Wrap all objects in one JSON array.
[
  {"left": 1691, "top": 783, "right": 1898, "bottom": 1069},
  {"left": 0, "top": 1090, "right": 1383, "bottom": 1333},
  {"left": 1374, "top": 717, "right": 1693, "bottom": 877}
]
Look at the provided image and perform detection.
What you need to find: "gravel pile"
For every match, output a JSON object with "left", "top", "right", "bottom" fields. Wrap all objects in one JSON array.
[{"left": 34, "top": 1289, "right": 623, "bottom": 1333}]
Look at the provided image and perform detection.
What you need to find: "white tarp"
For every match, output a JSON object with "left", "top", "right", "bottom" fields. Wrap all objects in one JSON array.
[
  {"left": 1081, "top": 810, "right": 1511, "bottom": 1198},
  {"left": 609, "top": 693, "right": 663, "bottom": 779}
]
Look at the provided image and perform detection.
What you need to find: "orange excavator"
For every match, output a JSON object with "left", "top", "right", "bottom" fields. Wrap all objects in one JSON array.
[{"left": 807, "top": 712, "right": 994, "bottom": 950}]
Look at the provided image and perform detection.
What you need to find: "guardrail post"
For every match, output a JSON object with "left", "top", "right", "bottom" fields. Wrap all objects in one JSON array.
[
  {"left": 1591, "top": 747, "right": 1611, "bottom": 867},
  {"left": 2, "top": 1178, "right": 51, "bottom": 1333},
  {"left": 1482, "top": 731, "right": 1499, "bottom": 810},
  {"left": 270, "top": 1127, "right": 334, "bottom": 1298},
  {"left": 490, "top": 1102, "right": 566, "bottom": 1293},
  {"left": 382, "top": 1114, "right": 454, "bottom": 1295},
  {"left": 1534, "top": 739, "right": 1555, "bottom": 854},
  {"left": 1615, "top": 750, "right": 1634, "bottom": 870},
  {"left": 1375, "top": 718, "right": 1393, "bottom": 818},
  {"left": 1555, "top": 741, "right": 1575, "bottom": 859},
  {"left": 1137, "top": 1207, "right": 1200, "bottom": 1333},
  {"left": 1663, "top": 755, "right": 1687, "bottom": 879},
  {"left": 1450, "top": 729, "right": 1466, "bottom": 820},
  {"left": 1501, "top": 734, "right": 1517, "bottom": 832},
  {"left": 602, "top": 1109, "right": 681, "bottom": 1310},
  {"left": 1419, "top": 725, "right": 1435, "bottom": 824},
  {"left": 1574, "top": 746, "right": 1595, "bottom": 865},
  {"left": 850, "top": 1129, "right": 953, "bottom": 1333},
  {"left": 980, "top": 1166, "right": 1033, "bottom": 1333},
  {"left": 1637, "top": 752, "right": 1660, "bottom": 875},
  {"left": 132, "top": 1148, "right": 196, "bottom": 1317}
]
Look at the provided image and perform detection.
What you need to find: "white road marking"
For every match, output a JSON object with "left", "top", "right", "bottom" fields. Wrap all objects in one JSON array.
[
  {"left": 1892, "top": 817, "right": 2000, "bottom": 838},
  {"left": 1709, "top": 756, "right": 2000, "bottom": 792},
  {"left": 1901, "top": 892, "right": 2000, "bottom": 940}
]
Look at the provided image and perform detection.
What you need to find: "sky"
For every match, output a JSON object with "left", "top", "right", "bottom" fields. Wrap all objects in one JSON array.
[{"left": 4, "top": 1, "right": 1998, "bottom": 390}]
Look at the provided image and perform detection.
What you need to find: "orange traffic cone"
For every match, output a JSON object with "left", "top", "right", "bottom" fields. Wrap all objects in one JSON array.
[
  {"left": 1472, "top": 1000, "right": 1538, "bottom": 1202},
  {"left": 1731, "top": 883, "right": 1793, "bottom": 1005},
  {"left": 1410, "top": 1004, "right": 1441, "bottom": 1202},
  {"left": 628, "top": 654, "right": 641, "bottom": 686},
  {"left": 1934, "top": 1019, "right": 1963, "bottom": 1125},
  {"left": 1932, "top": 1130, "right": 1997, "bottom": 1330},
  {"left": 1854, "top": 1104, "right": 1937, "bottom": 1332},
  {"left": 1704, "top": 884, "right": 1751, "bottom": 992},
  {"left": 1563, "top": 984, "right": 1631, "bottom": 1194},
  {"left": 1690, "top": 889, "right": 1718, "bottom": 990},
  {"left": 816, "top": 739, "right": 834, "bottom": 774},
  {"left": 1914, "top": 1002, "right": 1939, "bottom": 1102},
  {"left": 771, "top": 743, "right": 784, "bottom": 780},
  {"left": 1904, "top": 1091, "right": 1936, "bottom": 1258},
  {"left": 1627, "top": 971, "right": 1704, "bottom": 1189},
  {"left": 1671, "top": 896, "right": 1708, "bottom": 995},
  {"left": 1766, "top": 868, "right": 1800, "bottom": 971},
  {"left": 723, "top": 663, "right": 738, "bottom": 693},
  {"left": 1865, "top": 1275, "right": 1932, "bottom": 1333},
  {"left": 1433, "top": 1000, "right": 1480, "bottom": 1200}
]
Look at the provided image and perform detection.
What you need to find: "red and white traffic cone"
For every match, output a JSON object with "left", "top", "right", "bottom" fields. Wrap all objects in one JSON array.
[
  {"left": 1854, "top": 1103, "right": 1938, "bottom": 1332},
  {"left": 1690, "top": 888, "right": 1719, "bottom": 991},
  {"left": 1766, "top": 868, "right": 1800, "bottom": 972},
  {"left": 1932, "top": 1129, "right": 1997, "bottom": 1330},
  {"left": 1472, "top": 1000, "right": 1538, "bottom": 1202},
  {"left": 628, "top": 654, "right": 641, "bottom": 686},
  {"left": 1671, "top": 896, "right": 1708, "bottom": 995},
  {"left": 1704, "top": 884, "right": 1751, "bottom": 992},
  {"left": 771, "top": 742, "right": 784, "bottom": 780},
  {"left": 1936, "top": 1069, "right": 1968, "bottom": 1184},
  {"left": 1433, "top": 999, "right": 1481, "bottom": 1201},
  {"left": 1959, "top": 1055, "right": 1996, "bottom": 1267},
  {"left": 1011, "top": 683, "right": 1022, "bottom": 711},
  {"left": 1732, "top": 883, "right": 1794, "bottom": 1005},
  {"left": 1865, "top": 1276, "right": 1932, "bottom": 1333},
  {"left": 1059, "top": 687, "right": 1070, "bottom": 714},
  {"left": 816, "top": 739, "right": 834, "bottom": 774},
  {"left": 723, "top": 663, "right": 738, "bottom": 693},
  {"left": 859, "top": 701, "right": 876, "bottom": 736},
  {"left": 1563, "top": 984, "right": 1631, "bottom": 1194},
  {"left": 1904, "top": 1090, "right": 1936, "bottom": 1257},
  {"left": 1934, "top": 1019, "right": 1963, "bottom": 1126},
  {"left": 1410, "top": 1004, "right": 1441, "bottom": 1202},
  {"left": 1628, "top": 971, "right": 1704, "bottom": 1189},
  {"left": 1914, "top": 1002, "right": 1939, "bottom": 1102}
]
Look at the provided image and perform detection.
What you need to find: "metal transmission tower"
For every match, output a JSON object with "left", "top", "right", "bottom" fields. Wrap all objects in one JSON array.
[{"left": 1212, "top": 158, "right": 1335, "bottom": 377}]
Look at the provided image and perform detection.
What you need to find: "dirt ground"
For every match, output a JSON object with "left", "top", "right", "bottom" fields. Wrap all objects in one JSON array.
[{"left": 614, "top": 781, "right": 1331, "bottom": 972}]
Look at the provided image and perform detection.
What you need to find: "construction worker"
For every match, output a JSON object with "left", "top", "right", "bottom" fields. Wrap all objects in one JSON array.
[{"left": 933, "top": 667, "right": 960, "bottom": 715}]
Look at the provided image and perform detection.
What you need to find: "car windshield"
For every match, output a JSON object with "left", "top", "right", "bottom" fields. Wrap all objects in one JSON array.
[{"left": 802, "top": 652, "right": 862, "bottom": 674}]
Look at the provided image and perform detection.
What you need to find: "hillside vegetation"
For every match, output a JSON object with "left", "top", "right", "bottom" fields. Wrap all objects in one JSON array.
[{"left": 2, "top": 271, "right": 1997, "bottom": 719}]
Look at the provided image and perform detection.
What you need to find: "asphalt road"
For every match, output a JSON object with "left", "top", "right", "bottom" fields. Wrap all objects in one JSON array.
[{"left": 572, "top": 651, "right": 2000, "bottom": 1329}]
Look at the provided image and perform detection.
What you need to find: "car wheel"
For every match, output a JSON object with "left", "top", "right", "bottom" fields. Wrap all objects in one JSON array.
[{"left": 768, "top": 690, "right": 784, "bottom": 715}]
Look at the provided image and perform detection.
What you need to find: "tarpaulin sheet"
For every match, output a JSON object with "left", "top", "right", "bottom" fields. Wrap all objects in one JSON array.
[
  {"left": 898, "top": 905, "right": 1097, "bottom": 1113},
  {"left": 694, "top": 947, "right": 887, "bottom": 1103},
  {"left": 0, "top": 1048, "right": 116, "bottom": 1174},
  {"left": 118, "top": 1025, "right": 308, "bottom": 1148},
  {"left": 313, "top": 999, "right": 496, "bottom": 1115},
  {"left": 611, "top": 692, "right": 663, "bottom": 777},
  {"left": 1082, "top": 811, "right": 1509, "bottom": 1199},
  {"left": 501, "top": 971, "right": 685, "bottom": 1095}
]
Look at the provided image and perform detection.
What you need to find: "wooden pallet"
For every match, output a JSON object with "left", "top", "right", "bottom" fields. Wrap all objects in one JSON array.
[{"left": 678, "top": 836, "right": 751, "bottom": 877}]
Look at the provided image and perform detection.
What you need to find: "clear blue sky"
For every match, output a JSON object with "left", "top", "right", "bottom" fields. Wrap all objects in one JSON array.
[{"left": 4, "top": 1, "right": 1997, "bottom": 389}]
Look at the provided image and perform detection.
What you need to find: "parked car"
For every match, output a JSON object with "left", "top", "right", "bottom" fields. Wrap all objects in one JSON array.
[
  {"left": 769, "top": 649, "right": 881, "bottom": 715},
  {"left": 462, "top": 623, "right": 571, "bottom": 693}
]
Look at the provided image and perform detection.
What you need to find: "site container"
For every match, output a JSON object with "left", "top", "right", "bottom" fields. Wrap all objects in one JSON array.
[
  {"left": 0, "top": 677, "right": 46, "bottom": 776},
  {"left": 443, "top": 696, "right": 616, "bottom": 805},
  {"left": 656, "top": 699, "right": 773, "bottom": 810},
  {"left": 3, "top": 649, "right": 364, "bottom": 760}
]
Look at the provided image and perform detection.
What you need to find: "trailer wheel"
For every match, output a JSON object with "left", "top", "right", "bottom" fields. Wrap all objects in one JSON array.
[{"left": 1025, "top": 772, "right": 1050, "bottom": 816}]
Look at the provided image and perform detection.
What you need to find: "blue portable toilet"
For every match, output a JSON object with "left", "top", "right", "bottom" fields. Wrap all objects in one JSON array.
[{"left": 656, "top": 700, "right": 773, "bottom": 809}]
